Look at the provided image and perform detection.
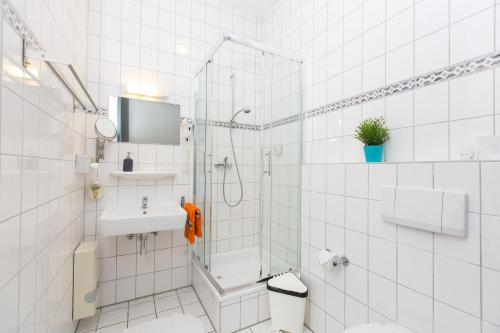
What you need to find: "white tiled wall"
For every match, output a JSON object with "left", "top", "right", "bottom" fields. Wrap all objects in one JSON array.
[
  {"left": 83, "top": 117, "right": 193, "bottom": 306},
  {"left": 0, "top": 0, "right": 88, "bottom": 332},
  {"left": 85, "top": 0, "right": 264, "bottom": 305},
  {"left": 301, "top": 162, "right": 500, "bottom": 332},
  {"left": 263, "top": 0, "right": 500, "bottom": 332},
  {"left": 265, "top": 0, "right": 500, "bottom": 164},
  {"left": 86, "top": 0, "right": 261, "bottom": 117},
  {"left": 205, "top": 44, "right": 262, "bottom": 254}
]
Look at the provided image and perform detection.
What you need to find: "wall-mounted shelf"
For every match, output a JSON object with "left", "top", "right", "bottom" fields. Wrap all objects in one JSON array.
[{"left": 110, "top": 171, "right": 176, "bottom": 180}]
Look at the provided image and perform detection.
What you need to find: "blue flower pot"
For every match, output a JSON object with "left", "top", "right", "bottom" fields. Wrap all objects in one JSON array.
[{"left": 363, "top": 145, "right": 384, "bottom": 163}]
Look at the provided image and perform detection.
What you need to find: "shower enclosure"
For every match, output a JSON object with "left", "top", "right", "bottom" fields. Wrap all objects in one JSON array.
[{"left": 193, "top": 33, "right": 303, "bottom": 294}]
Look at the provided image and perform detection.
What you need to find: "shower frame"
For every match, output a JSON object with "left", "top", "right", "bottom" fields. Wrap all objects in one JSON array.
[{"left": 193, "top": 32, "right": 303, "bottom": 295}]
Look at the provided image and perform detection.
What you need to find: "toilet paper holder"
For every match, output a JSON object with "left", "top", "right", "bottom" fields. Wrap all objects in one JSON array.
[{"left": 332, "top": 254, "right": 349, "bottom": 267}]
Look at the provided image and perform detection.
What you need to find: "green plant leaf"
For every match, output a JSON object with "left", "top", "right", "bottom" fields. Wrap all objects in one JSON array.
[{"left": 354, "top": 117, "right": 390, "bottom": 145}]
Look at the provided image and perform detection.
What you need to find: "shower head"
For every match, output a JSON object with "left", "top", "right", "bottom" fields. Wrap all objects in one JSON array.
[{"left": 230, "top": 108, "right": 251, "bottom": 123}]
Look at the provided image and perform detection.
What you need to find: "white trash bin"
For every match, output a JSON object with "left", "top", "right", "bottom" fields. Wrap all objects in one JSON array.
[{"left": 267, "top": 272, "right": 308, "bottom": 333}]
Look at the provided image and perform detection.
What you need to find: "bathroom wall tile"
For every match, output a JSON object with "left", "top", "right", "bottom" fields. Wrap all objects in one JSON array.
[
  {"left": 0, "top": 276, "right": 19, "bottom": 333},
  {"left": 397, "top": 245, "right": 433, "bottom": 296},
  {"left": 482, "top": 214, "right": 500, "bottom": 271},
  {"left": 434, "top": 301, "right": 481, "bottom": 333},
  {"left": 450, "top": 8, "right": 495, "bottom": 63},
  {"left": 434, "top": 162, "right": 480, "bottom": 212},
  {"left": 414, "top": 123, "right": 449, "bottom": 161},
  {"left": 368, "top": 200, "right": 397, "bottom": 241},
  {"left": 369, "top": 237, "right": 396, "bottom": 281},
  {"left": 344, "top": 296, "right": 368, "bottom": 328},
  {"left": 386, "top": 8, "right": 414, "bottom": 51},
  {"left": 0, "top": 216, "right": 20, "bottom": 288},
  {"left": 414, "top": 82, "right": 449, "bottom": 125},
  {"left": 345, "top": 230, "right": 368, "bottom": 268},
  {"left": 482, "top": 267, "right": 500, "bottom": 326},
  {"left": 385, "top": 127, "right": 413, "bottom": 162},
  {"left": 386, "top": 43, "right": 414, "bottom": 84},
  {"left": 450, "top": 0, "right": 494, "bottom": 23},
  {"left": 434, "top": 255, "right": 481, "bottom": 316},
  {"left": 345, "top": 264, "right": 368, "bottom": 304},
  {"left": 326, "top": 164, "right": 346, "bottom": 195},
  {"left": 398, "top": 285, "right": 433, "bottom": 333},
  {"left": 221, "top": 302, "right": 240, "bottom": 333},
  {"left": 326, "top": 284, "right": 345, "bottom": 324},
  {"left": 450, "top": 116, "right": 494, "bottom": 160},
  {"left": 345, "top": 164, "right": 368, "bottom": 198},
  {"left": 368, "top": 164, "right": 397, "bottom": 200},
  {"left": 450, "top": 70, "right": 494, "bottom": 121},
  {"left": 435, "top": 213, "right": 480, "bottom": 265},
  {"left": 415, "top": 0, "right": 449, "bottom": 38},
  {"left": 415, "top": 28, "right": 450, "bottom": 76},
  {"left": 481, "top": 162, "right": 500, "bottom": 216},
  {"left": 345, "top": 197, "right": 368, "bottom": 233},
  {"left": 368, "top": 274, "right": 396, "bottom": 320}
]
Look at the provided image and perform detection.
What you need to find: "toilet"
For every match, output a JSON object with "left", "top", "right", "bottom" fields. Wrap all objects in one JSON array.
[
  {"left": 122, "top": 313, "right": 204, "bottom": 333},
  {"left": 344, "top": 323, "right": 414, "bottom": 333}
]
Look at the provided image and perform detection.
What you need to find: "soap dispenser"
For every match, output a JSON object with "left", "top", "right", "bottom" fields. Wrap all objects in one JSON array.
[{"left": 123, "top": 152, "right": 134, "bottom": 172}]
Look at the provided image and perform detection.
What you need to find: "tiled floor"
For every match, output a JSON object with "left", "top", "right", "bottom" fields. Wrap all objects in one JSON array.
[{"left": 76, "top": 286, "right": 313, "bottom": 333}]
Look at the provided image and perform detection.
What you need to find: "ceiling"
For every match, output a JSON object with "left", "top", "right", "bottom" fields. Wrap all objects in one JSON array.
[{"left": 221, "top": 0, "right": 278, "bottom": 18}]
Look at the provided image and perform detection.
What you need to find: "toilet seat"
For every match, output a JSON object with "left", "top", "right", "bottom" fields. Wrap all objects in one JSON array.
[
  {"left": 344, "top": 323, "right": 414, "bottom": 333},
  {"left": 122, "top": 313, "right": 204, "bottom": 333}
]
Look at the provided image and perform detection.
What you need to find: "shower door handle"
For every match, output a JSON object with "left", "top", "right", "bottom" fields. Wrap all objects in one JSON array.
[
  {"left": 204, "top": 153, "right": 212, "bottom": 174},
  {"left": 263, "top": 151, "right": 271, "bottom": 176}
]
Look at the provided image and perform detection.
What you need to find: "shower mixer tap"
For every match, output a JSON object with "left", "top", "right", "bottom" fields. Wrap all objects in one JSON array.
[{"left": 214, "top": 156, "right": 232, "bottom": 169}]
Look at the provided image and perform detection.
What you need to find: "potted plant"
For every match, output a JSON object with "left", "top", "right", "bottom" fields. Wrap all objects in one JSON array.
[{"left": 354, "top": 117, "right": 390, "bottom": 163}]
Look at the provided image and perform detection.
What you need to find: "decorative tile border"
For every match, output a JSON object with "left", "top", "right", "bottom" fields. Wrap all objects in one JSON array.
[
  {"left": 196, "top": 119, "right": 261, "bottom": 131},
  {"left": 262, "top": 51, "right": 500, "bottom": 129},
  {"left": 2, "top": 0, "right": 43, "bottom": 51}
]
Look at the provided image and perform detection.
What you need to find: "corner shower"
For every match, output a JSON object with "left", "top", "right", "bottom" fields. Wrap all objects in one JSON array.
[{"left": 192, "top": 33, "right": 303, "bottom": 295}]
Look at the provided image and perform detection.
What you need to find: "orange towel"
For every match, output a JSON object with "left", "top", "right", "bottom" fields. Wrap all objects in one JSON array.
[{"left": 184, "top": 202, "right": 203, "bottom": 245}]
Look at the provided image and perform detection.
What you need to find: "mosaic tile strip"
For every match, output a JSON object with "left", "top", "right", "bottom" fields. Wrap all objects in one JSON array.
[
  {"left": 2, "top": 0, "right": 43, "bottom": 51},
  {"left": 196, "top": 119, "right": 261, "bottom": 131},
  {"left": 262, "top": 51, "right": 500, "bottom": 129}
]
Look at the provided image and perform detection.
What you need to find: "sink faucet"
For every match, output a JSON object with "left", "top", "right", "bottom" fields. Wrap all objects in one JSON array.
[{"left": 141, "top": 196, "right": 148, "bottom": 209}]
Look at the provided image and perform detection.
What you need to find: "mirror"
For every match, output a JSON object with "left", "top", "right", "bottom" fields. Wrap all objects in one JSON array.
[
  {"left": 109, "top": 96, "right": 180, "bottom": 145},
  {"left": 95, "top": 117, "right": 117, "bottom": 141},
  {"left": 94, "top": 117, "right": 117, "bottom": 162}
]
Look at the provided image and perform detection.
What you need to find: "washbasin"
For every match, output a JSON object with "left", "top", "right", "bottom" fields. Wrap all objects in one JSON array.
[{"left": 99, "top": 202, "right": 187, "bottom": 236}]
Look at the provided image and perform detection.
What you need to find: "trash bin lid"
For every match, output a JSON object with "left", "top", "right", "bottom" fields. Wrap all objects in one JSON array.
[{"left": 266, "top": 272, "right": 308, "bottom": 298}]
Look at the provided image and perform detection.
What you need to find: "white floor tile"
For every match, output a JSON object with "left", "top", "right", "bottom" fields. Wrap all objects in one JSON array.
[
  {"left": 249, "top": 319, "right": 273, "bottom": 333},
  {"left": 98, "top": 307, "right": 128, "bottom": 328},
  {"left": 77, "top": 310, "right": 100, "bottom": 333},
  {"left": 155, "top": 295, "right": 181, "bottom": 312},
  {"left": 200, "top": 315, "right": 215, "bottom": 333},
  {"left": 96, "top": 322, "right": 127, "bottom": 333},
  {"left": 128, "top": 301, "right": 155, "bottom": 320},
  {"left": 127, "top": 315, "right": 156, "bottom": 328},
  {"left": 183, "top": 302, "right": 206, "bottom": 317},
  {"left": 178, "top": 290, "right": 199, "bottom": 305},
  {"left": 157, "top": 307, "right": 184, "bottom": 318}
]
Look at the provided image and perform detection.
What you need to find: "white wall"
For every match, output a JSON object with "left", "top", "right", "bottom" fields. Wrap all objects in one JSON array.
[
  {"left": 85, "top": 0, "right": 263, "bottom": 305},
  {"left": 263, "top": 0, "right": 500, "bottom": 332},
  {"left": 0, "top": 0, "right": 88, "bottom": 332}
]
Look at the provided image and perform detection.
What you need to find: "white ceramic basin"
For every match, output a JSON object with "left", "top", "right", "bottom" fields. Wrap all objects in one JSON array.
[{"left": 99, "top": 202, "right": 187, "bottom": 236}]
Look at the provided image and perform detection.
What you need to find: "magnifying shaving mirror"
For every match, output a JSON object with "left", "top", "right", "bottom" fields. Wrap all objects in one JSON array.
[{"left": 95, "top": 117, "right": 117, "bottom": 162}]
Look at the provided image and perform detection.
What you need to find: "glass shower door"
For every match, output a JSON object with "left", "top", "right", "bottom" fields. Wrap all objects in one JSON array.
[
  {"left": 193, "top": 63, "right": 214, "bottom": 270},
  {"left": 261, "top": 52, "right": 302, "bottom": 277}
]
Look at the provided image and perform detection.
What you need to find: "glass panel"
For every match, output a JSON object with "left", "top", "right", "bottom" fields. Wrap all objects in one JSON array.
[
  {"left": 193, "top": 37, "right": 302, "bottom": 292},
  {"left": 264, "top": 53, "right": 302, "bottom": 277},
  {"left": 193, "top": 63, "right": 213, "bottom": 270}
]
